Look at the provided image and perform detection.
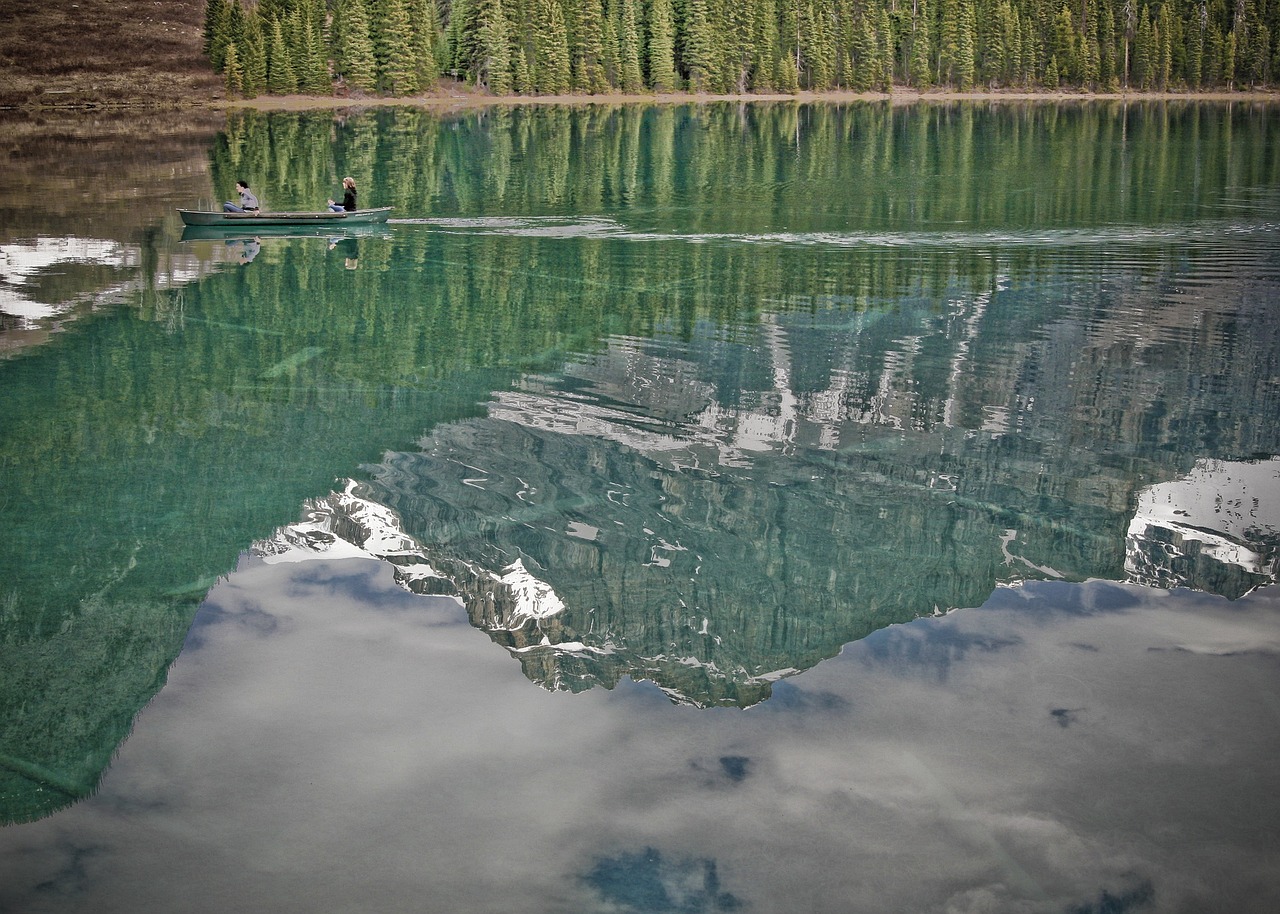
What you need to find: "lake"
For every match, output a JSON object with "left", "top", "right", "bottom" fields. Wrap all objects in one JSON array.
[{"left": 1, "top": 100, "right": 1279, "bottom": 913}]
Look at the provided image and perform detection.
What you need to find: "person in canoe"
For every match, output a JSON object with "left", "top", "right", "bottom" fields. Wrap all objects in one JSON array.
[
  {"left": 327, "top": 176, "right": 357, "bottom": 212},
  {"left": 223, "top": 180, "right": 261, "bottom": 213}
]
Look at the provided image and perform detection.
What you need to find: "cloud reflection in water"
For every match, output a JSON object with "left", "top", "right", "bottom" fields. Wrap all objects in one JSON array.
[{"left": 0, "top": 557, "right": 1276, "bottom": 913}]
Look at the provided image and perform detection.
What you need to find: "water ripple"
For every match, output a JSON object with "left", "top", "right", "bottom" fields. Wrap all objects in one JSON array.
[{"left": 389, "top": 214, "right": 1280, "bottom": 254}]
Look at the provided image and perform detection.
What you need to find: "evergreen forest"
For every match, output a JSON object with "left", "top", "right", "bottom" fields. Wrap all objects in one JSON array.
[{"left": 204, "top": 0, "right": 1280, "bottom": 99}]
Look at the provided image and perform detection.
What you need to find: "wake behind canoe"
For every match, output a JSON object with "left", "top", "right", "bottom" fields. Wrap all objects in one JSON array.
[{"left": 178, "top": 207, "right": 392, "bottom": 227}]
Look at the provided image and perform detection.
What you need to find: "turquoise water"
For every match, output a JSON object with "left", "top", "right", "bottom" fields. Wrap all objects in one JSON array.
[{"left": 1, "top": 101, "right": 1278, "bottom": 911}]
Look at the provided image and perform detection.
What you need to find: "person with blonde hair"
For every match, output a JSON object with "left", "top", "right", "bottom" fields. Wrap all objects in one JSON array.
[{"left": 327, "top": 177, "right": 358, "bottom": 212}]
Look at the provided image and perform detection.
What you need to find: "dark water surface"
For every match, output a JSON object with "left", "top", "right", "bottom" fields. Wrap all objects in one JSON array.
[{"left": 1, "top": 101, "right": 1279, "bottom": 912}]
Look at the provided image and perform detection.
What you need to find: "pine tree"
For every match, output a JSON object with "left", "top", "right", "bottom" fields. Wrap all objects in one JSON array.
[
  {"left": 1024, "top": 13, "right": 1039, "bottom": 83},
  {"left": 477, "top": 0, "right": 513, "bottom": 92},
  {"left": 1134, "top": 8, "right": 1154, "bottom": 88},
  {"left": 242, "top": 10, "right": 268, "bottom": 96},
  {"left": 534, "top": 0, "right": 572, "bottom": 92},
  {"left": 409, "top": 0, "right": 443, "bottom": 87},
  {"left": 1098, "top": 0, "right": 1119, "bottom": 89},
  {"left": 1045, "top": 54, "right": 1060, "bottom": 86},
  {"left": 573, "top": 0, "right": 610, "bottom": 92},
  {"left": 447, "top": 0, "right": 474, "bottom": 76},
  {"left": 268, "top": 17, "right": 298, "bottom": 93},
  {"left": 1223, "top": 28, "right": 1235, "bottom": 87},
  {"left": 601, "top": 1, "right": 621, "bottom": 88},
  {"left": 380, "top": 0, "right": 422, "bottom": 93},
  {"left": 751, "top": 0, "right": 778, "bottom": 91},
  {"left": 619, "top": 0, "right": 644, "bottom": 91},
  {"left": 205, "top": 0, "right": 230, "bottom": 60},
  {"left": 957, "top": 0, "right": 977, "bottom": 88},
  {"left": 338, "top": 0, "right": 378, "bottom": 91},
  {"left": 938, "top": 0, "right": 962, "bottom": 85},
  {"left": 648, "top": 0, "right": 678, "bottom": 90},
  {"left": 910, "top": 0, "right": 934, "bottom": 87},
  {"left": 877, "top": 7, "right": 895, "bottom": 89},
  {"left": 981, "top": 1, "right": 1007, "bottom": 86},
  {"left": 775, "top": 51, "right": 800, "bottom": 91},
  {"left": 804, "top": 0, "right": 837, "bottom": 90},
  {"left": 1053, "top": 4, "right": 1079, "bottom": 83},
  {"left": 851, "top": 11, "right": 878, "bottom": 90},
  {"left": 293, "top": 1, "right": 330, "bottom": 93},
  {"left": 1185, "top": 4, "right": 1204, "bottom": 88},
  {"left": 224, "top": 41, "right": 244, "bottom": 93},
  {"left": 682, "top": 0, "right": 715, "bottom": 90}
]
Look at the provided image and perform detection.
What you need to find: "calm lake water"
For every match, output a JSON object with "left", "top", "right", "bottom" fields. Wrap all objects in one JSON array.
[{"left": 2, "top": 101, "right": 1279, "bottom": 913}]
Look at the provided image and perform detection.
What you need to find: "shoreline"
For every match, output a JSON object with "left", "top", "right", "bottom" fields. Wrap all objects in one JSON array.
[
  {"left": 217, "top": 85, "right": 1280, "bottom": 112},
  {"left": 7, "top": 85, "right": 1279, "bottom": 119}
]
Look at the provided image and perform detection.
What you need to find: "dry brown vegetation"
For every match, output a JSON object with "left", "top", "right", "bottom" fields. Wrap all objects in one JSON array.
[{"left": 0, "top": 0, "right": 221, "bottom": 110}]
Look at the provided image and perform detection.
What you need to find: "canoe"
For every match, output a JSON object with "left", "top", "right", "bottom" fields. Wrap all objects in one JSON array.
[{"left": 178, "top": 207, "right": 393, "bottom": 227}]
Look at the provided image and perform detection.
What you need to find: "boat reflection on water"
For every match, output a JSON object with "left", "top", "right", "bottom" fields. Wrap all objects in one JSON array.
[
  {"left": 178, "top": 224, "right": 390, "bottom": 268},
  {"left": 178, "top": 223, "right": 393, "bottom": 242}
]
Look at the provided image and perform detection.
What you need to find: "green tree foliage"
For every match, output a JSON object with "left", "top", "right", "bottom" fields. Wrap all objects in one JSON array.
[
  {"left": 648, "top": 0, "right": 679, "bottom": 90},
  {"left": 336, "top": 0, "right": 379, "bottom": 91},
  {"left": 203, "top": 0, "right": 1280, "bottom": 96},
  {"left": 268, "top": 16, "right": 298, "bottom": 93},
  {"left": 378, "top": 0, "right": 422, "bottom": 93},
  {"left": 534, "top": 0, "right": 573, "bottom": 92},
  {"left": 573, "top": 0, "right": 610, "bottom": 91},
  {"left": 618, "top": 0, "right": 645, "bottom": 91}
]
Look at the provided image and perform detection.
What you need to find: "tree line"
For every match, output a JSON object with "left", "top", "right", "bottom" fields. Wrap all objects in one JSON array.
[{"left": 205, "top": 0, "right": 1278, "bottom": 97}]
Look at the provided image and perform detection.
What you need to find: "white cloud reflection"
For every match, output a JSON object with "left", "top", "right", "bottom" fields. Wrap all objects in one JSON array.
[{"left": 1, "top": 559, "right": 1277, "bottom": 914}]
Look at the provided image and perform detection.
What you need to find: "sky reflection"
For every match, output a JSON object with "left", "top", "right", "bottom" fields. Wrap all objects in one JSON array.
[{"left": 1, "top": 556, "right": 1276, "bottom": 914}]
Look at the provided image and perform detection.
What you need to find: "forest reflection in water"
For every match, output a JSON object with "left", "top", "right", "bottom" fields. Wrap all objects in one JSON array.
[{"left": 1, "top": 101, "right": 1279, "bottom": 910}]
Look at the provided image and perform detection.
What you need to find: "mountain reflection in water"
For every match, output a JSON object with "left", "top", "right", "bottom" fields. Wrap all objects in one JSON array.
[{"left": 256, "top": 314, "right": 1280, "bottom": 706}]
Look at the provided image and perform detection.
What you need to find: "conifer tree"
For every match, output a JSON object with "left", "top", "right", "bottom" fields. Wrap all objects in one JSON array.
[
  {"left": 1185, "top": 4, "right": 1205, "bottom": 88},
  {"left": 1134, "top": 8, "right": 1154, "bottom": 87},
  {"left": 681, "top": 0, "right": 716, "bottom": 90},
  {"left": 1020, "top": 12, "right": 1037, "bottom": 83},
  {"left": 534, "top": 0, "right": 573, "bottom": 92},
  {"left": 647, "top": 0, "right": 679, "bottom": 90},
  {"left": 293, "top": 1, "right": 330, "bottom": 93},
  {"left": 337, "top": 0, "right": 379, "bottom": 91},
  {"left": 1222, "top": 28, "right": 1235, "bottom": 87},
  {"left": 1205, "top": 23, "right": 1224, "bottom": 85},
  {"left": 205, "top": 0, "right": 230, "bottom": 62},
  {"left": 909, "top": 0, "right": 934, "bottom": 87},
  {"left": 380, "top": 0, "right": 422, "bottom": 93},
  {"left": 957, "top": 0, "right": 977, "bottom": 88},
  {"left": 803, "top": 0, "right": 836, "bottom": 89},
  {"left": 573, "top": 0, "right": 610, "bottom": 92},
  {"left": 476, "top": 0, "right": 513, "bottom": 92},
  {"left": 409, "top": 0, "right": 443, "bottom": 87},
  {"left": 447, "top": 0, "right": 474, "bottom": 75},
  {"left": 242, "top": 11, "right": 268, "bottom": 96},
  {"left": 851, "top": 11, "right": 878, "bottom": 90},
  {"left": 1157, "top": 2, "right": 1174, "bottom": 87},
  {"left": 979, "top": 2, "right": 1005, "bottom": 86},
  {"left": 751, "top": 0, "right": 778, "bottom": 91},
  {"left": 1045, "top": 54, "right": 1060, "bottom": 86},
  {"left": 878, "top": 7, "right": 895, "bottom": 89},
  {"left": 1052, "top": 4, "right": 1079, "bottom": 83},
  {"left": 619, "top": 0, "right": 645, "bottom": 91},
  {"left": 1006, "top": 6, "right": 1023, "bottom": 84},
  {"left": 224, "top": 41, "right": 244, "bottom": 93},
  {"left": 268, "top": 17, "right": 299, "bottom": 92},
  {"left": 602, "top": 1, "right": 621, "bottom": 87},
  {"left": 1098, "top": 0, "right": 1119, "bottom": 89},
  {"left": 775, "top": 50, "right": 800, "bottom": 90}
]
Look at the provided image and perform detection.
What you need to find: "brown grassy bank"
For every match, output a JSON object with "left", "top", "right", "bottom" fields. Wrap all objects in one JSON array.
[{"left": 0, "top": 0, "right": 223, "bottom": 110}]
